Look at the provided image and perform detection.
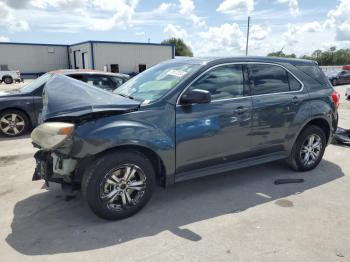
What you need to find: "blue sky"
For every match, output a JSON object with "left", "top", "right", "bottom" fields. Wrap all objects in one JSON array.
[{"left": 0, "top": 0, "right": 349, "bottom": 56}]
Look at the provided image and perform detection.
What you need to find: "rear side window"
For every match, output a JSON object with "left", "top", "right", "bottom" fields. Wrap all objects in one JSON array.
[
  {"left": 288, "top": 73, "right": 302, "bottom": 91},
  {"left": 295, "top": 64, "right": 330, "bottom": 86},
  {"left": 249, "top": 64, "right": 289, "bottom": 95}
]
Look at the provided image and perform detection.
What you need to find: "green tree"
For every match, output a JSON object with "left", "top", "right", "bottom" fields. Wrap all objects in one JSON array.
[
  {"left": 267, "top": 51, "right": 296, "bottom": 58},
  {"left": 161, "top": 38, "right": 193, "bottom": 57}
]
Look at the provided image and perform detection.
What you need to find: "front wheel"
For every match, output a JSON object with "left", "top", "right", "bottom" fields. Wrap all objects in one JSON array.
[
  {"left": 0, "top": 110, "right": 30, "bottom": 137},
  {"left": 3, "top": 76, "right": 13, "bottom": 84},
  {"left": 288, "top": 125, "right": 326, "bottom": 171},
  {"left": 82, "top": 150, "right": 156, "bottom": 220}
]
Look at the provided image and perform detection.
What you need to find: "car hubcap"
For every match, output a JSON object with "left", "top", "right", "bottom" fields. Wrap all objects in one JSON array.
[
  {"left": 300, "top": 134, "right": 322, "bottom": 166},
  {"left": 0, "top": 114, "right": 25, "bottom": 135},
  {"left": 100, "top": 164, "right": 147, "bottom": 211}
]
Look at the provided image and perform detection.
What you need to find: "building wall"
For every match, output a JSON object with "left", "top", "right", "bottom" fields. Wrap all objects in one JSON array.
[
  {"left": 68, "top": 42, "right": 91, "bottom": 69},
  {"left": 0, "top": 43, "right": 68, "bottom": 74},
  {"left": 93, "top": 43, "right": 173, "bottom": 73}
]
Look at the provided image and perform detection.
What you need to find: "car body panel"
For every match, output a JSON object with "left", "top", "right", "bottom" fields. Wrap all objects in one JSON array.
[
  {"left": 175, "top": 97, "right": 252, "bottom": 173},
  {"left": 42, "top": 75, "right": 139, "bottom": 121}
]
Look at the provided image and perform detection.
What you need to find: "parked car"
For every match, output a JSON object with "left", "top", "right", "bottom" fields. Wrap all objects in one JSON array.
[
  {"left": 0, "top": 70, "right": 129, "bottom": 137},
  {"left": 0, "top": 69, "right": 22, "bottom": 84},
  {"left": 31, "top": 57, "right": 339, "bottom": 220},
  {"left": 329, "top": 70, "right": 350, "bottom": 86}
]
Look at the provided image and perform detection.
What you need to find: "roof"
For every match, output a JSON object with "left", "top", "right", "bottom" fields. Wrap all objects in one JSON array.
[
  {"left": 169, "top": 56, "right": 316, "bottom": 66},
  {"left": 48, "top": 69, "right": 129, "bottom": 78},
  {"left": 0, "top": 40, "right": 174, "bottom": 48}
]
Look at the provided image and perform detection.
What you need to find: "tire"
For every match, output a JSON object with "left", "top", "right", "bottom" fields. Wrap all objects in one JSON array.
[
  {"left": 0, "top": 109, "right": 30, "bottom": 137},
  {"left": 287, "top": 125, "right": 326, "bottom": 172},
  {"left": 82, "top": 150, "right": 156, "bottom": 220},
  {"left": 3, "top": 76, "right": 13, "bottom": 84}
]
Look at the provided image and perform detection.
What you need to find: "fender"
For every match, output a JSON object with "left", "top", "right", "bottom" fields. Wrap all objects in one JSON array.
[{"left": 65, "top": 107, "right": 176, "bottom": 179}]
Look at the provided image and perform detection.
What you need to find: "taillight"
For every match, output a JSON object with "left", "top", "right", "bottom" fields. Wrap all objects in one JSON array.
[{"left": 331, "top": 91, "right": 340, "bottom": 108}]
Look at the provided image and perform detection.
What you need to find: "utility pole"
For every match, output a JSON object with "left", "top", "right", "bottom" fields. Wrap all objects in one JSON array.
[{"left": 245, "top": 16, "right": 250, "bottom": 56}]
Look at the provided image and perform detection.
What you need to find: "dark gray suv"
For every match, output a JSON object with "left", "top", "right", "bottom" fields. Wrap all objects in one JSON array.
[{"left": 31, "top": 57, "right": 339, "bottom": 220}]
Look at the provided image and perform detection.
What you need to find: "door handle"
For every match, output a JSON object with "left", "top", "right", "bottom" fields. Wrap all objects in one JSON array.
[
  {"left": 291, "top": 96, "right": 299, "bottom": 105},
  {"left": 234, "top": 106, "right": 249, "bottom": 114}
]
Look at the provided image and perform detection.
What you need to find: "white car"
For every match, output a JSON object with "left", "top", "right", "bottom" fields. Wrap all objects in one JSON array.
[
  {"left": 346, "top": 86, "right": 350, "bottom": 99},
  {"left": 0, "top": 70, "right": 22, "bottom": 84}
]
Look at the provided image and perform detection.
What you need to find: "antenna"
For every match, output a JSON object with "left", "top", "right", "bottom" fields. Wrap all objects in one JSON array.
[{"left": 245, "top": 16, "right": 250, "bottom": 56}]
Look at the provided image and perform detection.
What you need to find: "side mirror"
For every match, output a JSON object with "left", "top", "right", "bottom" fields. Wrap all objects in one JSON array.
[{"left": 180, "top": 89, "right": 211, "bottom": 105}]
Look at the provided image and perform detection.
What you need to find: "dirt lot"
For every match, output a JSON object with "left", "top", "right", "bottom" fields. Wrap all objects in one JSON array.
[
  {"left": 0, "top": 79, "right": 32, "bottom": 91},
  {"left": 0, "top": 84, "right": 349, "bottom": 262}
]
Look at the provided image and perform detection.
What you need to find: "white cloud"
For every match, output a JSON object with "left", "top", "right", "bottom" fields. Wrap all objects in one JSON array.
[
  {"left": 250, "top": 25, "right": 271, "bottom": 40},
  {"left": 0, "top": 2, "right": 29, "bottom": 32},
  {"left": 0, "top": 35, "right": 9, "bottom": 42},
  {"left": 0, "top": 0, "right": 31, "bottom": 9},
  {"left": 164, "top": 24, "right": 188, "bottom": 39},
  {"left": 32, "top": 0, "right": 88, "bottom": 10},
  {"left": 135, "top": 31, "right": 145, "bottom": 36},
  {"left": 324, "top": 0, "right": 350, "bottom": 41},
  {"left": 299, "top": 21, "right": 322, "bottom": 33},
  {"left": 153, "top": 2, "right": 175, "bottom": 14},
  {"left": 179, "top": 0, "right": 206, "bottom": 28},
  {"left": 277, "top": 0, "right": 300, "bottom": 17},
  {"left": 282, "top": 21, "right": 322, "bottom": 46},
  {"left": 217, "top": 0, "right": 254, "bottom": 15},
  {"left": 196, "top": 23, "right": 245, "bottom": 56}
]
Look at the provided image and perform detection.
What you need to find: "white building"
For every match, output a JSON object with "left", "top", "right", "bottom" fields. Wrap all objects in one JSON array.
[{"left": 0, "top": 40, "right": 175, "bottom": 77}]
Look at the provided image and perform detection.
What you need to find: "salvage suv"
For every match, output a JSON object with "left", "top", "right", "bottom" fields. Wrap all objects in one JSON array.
[{"left": 31, "top": 57, "right": 339, "bottom": 220}]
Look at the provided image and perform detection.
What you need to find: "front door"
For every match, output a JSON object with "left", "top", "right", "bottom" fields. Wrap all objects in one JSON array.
[{"left": 175, "top": 64, "right": 252, "bottom": 174}]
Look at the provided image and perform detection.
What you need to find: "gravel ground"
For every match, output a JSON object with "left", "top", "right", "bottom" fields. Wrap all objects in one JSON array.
[
  {"left": 0, "top": 79, "right": 33, "bottom": 91},
  {"left": 0, "top": 84, "right": 349, "bottom": 262}
]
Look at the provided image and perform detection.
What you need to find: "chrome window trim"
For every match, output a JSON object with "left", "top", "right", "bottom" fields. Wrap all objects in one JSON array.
[{"left": 176, "top": 62, "right": 305, "bottom": 105}]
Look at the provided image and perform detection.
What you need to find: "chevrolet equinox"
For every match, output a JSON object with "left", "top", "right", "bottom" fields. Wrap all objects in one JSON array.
[{"left": 31, "top": 57, "right": 339, "bottom": 220}]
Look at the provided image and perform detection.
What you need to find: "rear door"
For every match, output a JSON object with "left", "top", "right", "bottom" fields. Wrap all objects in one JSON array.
[
  {"left": 175, "top": 64, "right": 252, "bottom": 173},
  {"left": 248, "top": 63, "right": 306, "bottom": 154}
]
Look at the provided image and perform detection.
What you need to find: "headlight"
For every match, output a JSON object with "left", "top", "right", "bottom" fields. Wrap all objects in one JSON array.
[{"left": 31, "top": 122, "right": 75, "bottom": 149}]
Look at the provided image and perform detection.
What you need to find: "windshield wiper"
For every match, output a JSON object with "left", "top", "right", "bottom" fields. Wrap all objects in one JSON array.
[{"left": 117, "top": 93, "right": 134, "bottom": 100}]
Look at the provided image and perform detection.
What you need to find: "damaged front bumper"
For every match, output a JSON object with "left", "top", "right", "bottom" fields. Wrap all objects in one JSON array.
[{"left": 33, "top": 150, "right": 78, "bottom": 186}]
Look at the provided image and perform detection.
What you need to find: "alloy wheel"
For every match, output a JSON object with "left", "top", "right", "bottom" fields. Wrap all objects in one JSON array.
[
  {"left": 0, "top": 113, "right": 25, "bottom": 136},
  {"left": 100, "top": 164, "right": 147, "bottom": 211},
  {"left": 300, "top": 134, "right": 322, "bottom": 167}
]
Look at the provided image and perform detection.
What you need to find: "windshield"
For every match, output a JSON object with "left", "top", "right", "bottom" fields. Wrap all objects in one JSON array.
[
  {"left": 20, "top": 73, "right": 53, "bottom": 93},
  {"left": 114, "top": 62, "right": 201, "bottom": 103}
]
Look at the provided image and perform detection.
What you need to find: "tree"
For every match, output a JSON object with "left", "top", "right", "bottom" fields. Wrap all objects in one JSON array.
[
  {"left": 267, "top": 51, "right": 296, "bottom": 58},
  {"left": 161, "top": 38, "right": 193, "bottom": 57}
]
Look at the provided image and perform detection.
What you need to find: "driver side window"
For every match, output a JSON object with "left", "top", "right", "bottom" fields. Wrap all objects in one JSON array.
[{"left": 189, "top": 64, "right": 244, "bottom": 101}]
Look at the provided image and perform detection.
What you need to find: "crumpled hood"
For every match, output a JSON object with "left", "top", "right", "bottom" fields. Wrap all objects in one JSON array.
[{"left": 42, "top": 74, "right": 140, "bottom": 121}]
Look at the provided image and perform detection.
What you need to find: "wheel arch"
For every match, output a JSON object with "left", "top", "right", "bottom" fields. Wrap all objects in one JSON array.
[
  {"left": 76, "top": 144, "right": 168, "bottom": 187},
  {"left": 2, "top": 75, "right": 13, "bottom": 81},
  {"left": 296, "top": 117, "right": 331, "bottom": 145}
]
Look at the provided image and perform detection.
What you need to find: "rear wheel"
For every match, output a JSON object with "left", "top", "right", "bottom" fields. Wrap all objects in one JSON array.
[
  {"left": 0, "top": 110, "right": 29, "bottom": 137},
  {"left": 82, "top": 150, "right": 155, "bottom": 220},
  {"left": 288, "top": 125, "right": 326, "bottom": 171},
  {"left": 3, "top": 76, "right": 13, "bottom": 84}
]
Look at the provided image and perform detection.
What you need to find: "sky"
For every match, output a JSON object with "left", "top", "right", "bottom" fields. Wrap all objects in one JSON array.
[{"left": 0, "top": 0, "right": 349, "bottom": 57}]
